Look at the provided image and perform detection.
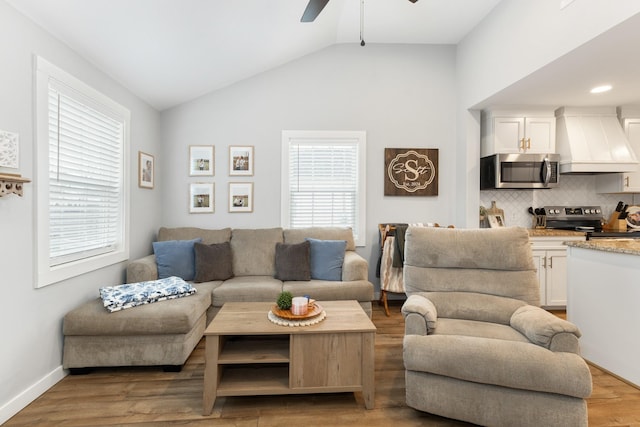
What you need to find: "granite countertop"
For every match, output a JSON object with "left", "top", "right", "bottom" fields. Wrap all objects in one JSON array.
[
  {"left": 527, "top": 229, "right": 586, "bottom": 238},
  {"left": 566, "top": 239, "right": 640, "bottom": 256}
]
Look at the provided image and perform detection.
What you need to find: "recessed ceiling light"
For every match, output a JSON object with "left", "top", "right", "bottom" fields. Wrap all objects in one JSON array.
[{"left": 590, "top": 85, "right": 612, "bottom": 94}]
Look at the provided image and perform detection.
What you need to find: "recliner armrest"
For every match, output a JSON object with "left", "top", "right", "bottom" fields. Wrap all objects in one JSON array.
[
  {"left": 510, "top": 305, "right": 582, "bottom": 353},
  {"left": 126, "top": 254, "right": 158, "bottom": 283},
  {"left": 401, "top": 294, "right": 437, "bottom": 335}
]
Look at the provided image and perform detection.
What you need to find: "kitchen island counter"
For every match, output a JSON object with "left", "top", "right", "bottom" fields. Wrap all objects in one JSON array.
[
  {"left": 566, "top": 242, "right": 640, "bottom": 389},
  {"left": 566, "top": 239, "right": 640, "bottom": 256}
]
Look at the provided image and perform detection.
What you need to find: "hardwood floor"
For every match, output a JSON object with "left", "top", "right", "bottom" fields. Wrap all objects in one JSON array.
[{"left": 5, "top": 302, "right": 640, "bottom": 426}]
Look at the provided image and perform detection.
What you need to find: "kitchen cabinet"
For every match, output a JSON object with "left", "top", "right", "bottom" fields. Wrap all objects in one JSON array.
[
  {"left": 596, "top": 108, "right": 640, "bottom": 193},
  {"left": 481, "top": 110, "right": 556, "bottom": 157},
  {"left": 530, "top": 235, "right": 585, "bottom": 308}
]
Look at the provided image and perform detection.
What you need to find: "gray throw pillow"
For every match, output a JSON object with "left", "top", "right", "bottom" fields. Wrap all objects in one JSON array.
[
  {"left": 274, "top": 241, "right": 311, "bottom": 281},
  {"left": 193, "top": 242, "right": 233, "bottom": 282}
]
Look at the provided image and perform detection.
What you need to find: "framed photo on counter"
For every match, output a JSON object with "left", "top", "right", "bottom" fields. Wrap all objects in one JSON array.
[{"left": 487, "top": 213, "right": 505, "bottom": 228}]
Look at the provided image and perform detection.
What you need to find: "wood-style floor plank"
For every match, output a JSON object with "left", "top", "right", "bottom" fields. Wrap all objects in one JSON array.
[{"left": 4, "top": 301, "right": 640, "bottom": 426}]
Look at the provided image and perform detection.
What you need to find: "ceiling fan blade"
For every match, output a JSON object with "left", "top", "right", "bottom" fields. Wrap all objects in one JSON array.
[{"left": 301, "top": 0, "right": 330, "bottom": 22}]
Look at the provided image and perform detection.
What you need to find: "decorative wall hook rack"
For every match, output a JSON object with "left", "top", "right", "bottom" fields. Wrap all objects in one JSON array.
[{"left": 0, "top": 173, "right": 31, "bottom": 197}]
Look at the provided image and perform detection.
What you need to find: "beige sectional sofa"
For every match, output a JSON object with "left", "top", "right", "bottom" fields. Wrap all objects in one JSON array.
[{"left": 62, "top": 226, "right": 374, "bottom": 371}]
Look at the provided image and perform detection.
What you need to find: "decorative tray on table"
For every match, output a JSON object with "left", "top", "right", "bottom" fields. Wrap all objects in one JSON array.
[{"left": 268, "top": 302, "right": 326, "bottom": 326}]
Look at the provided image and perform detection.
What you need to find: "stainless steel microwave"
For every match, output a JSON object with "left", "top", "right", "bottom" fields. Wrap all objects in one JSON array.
[{"left": 480, "top": 153, "right": 560, "bottom": 189}]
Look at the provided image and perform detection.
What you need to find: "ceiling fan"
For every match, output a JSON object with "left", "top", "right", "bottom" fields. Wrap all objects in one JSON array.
[{"left": 301, "top": 0, "right": 419, "bottom": 23}]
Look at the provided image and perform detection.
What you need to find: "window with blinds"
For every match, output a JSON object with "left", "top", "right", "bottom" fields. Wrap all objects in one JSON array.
[
  {"left": 281, "top": 131, "right": 366, "bottom": 246},
  {"left": 35, "top": 56, "right": 130, "bottom": 287},
  {"left": 48, "top": 84, "right": 123, "bottom": 265}
]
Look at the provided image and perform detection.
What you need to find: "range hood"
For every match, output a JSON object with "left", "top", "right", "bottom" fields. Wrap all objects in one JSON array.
[{"left": 555, "top": 106, "right": 639, "bottom": 173}]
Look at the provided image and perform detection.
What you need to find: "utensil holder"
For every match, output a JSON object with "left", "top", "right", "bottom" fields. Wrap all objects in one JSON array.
[{"left": 532, "top": 215, "right": 546, "bottom": 229}]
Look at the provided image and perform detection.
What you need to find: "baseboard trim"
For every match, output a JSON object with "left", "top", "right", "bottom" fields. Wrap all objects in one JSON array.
[{"left": 0, "top": 365, "right": 66, "bottom": 424}]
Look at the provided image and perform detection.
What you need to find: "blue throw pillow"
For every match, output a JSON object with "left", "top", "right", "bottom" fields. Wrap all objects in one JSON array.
[
  {"left": 305, "top": 238, "right": 347, "bottom": 281},
  {"left": 152, "top": 238, "right": 202, "bottom": 281}
]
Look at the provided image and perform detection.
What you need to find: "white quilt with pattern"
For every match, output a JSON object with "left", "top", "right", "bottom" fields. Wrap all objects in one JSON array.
[{"left": 99, "top": 276, "right": 197, "bottom": 313}]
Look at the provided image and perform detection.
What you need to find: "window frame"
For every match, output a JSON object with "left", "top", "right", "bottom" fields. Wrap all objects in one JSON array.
[
  {"left": 34, "top": 56, "right": 130, "bottom": 288},
  {"left": 281, "top": 130, "right": 366, "bottom": 246}
]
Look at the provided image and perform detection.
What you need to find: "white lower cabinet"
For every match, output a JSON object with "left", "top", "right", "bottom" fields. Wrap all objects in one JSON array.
[{"left": 530, "top": 235, "right": 585, "bottom": 308}]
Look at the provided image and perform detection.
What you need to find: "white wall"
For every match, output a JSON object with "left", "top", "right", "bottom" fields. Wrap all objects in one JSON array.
[
  {"left": 161, "top": 43, "right": 458, "bottom": 287},
  {"left": 0, "top": 2, "right": 162, "bottom": 423},
  {"left": 455, "top": 0, "right": 640, "bottom": 227}
]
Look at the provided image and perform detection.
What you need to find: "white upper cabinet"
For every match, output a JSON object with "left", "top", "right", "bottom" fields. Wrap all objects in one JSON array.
[
  {"left": 481, "top": 109, "right": 556, "bottom": 157},
  {"left": 596, "top": 107, "right": 640, "bottom": 193}
]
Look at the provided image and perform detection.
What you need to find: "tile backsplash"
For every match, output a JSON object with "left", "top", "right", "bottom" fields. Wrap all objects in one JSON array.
[{"left": 480, "top": 174, "right": 640, "bottom": 228}]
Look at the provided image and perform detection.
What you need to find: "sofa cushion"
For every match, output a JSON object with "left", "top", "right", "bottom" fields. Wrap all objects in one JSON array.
[
  {"left": 230, "top": 228, "right": 283, "bottom": 276},
  {"left": 306, "top": 238, "right": 346, "bottom": 281},
  {"left": 152, "top": 238, "right": 202, "bottom": 280},
  {"left": 283, "top": 279, "right": 373, "bottom": 302},
  {"left": 63, "top": 283, "right": 215, "bottom": 336},
  {"left": 211, "top": 276, "right": 283, "bottom": 307},
  {"left": 274, "top": 241, "right": 311, "bottom": 281},
  {"left": 284, "top": 227, "right": 356, "bottom": 251},
  {"left": 158, "top": 227, "right": 231, "bottom": 245},
  {"left": 194, "top": 242, "right": 233, "bottom": 282}
]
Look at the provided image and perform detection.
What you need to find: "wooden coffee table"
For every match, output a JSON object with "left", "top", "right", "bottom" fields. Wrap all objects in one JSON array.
[{"left": 202, "top": 300, "right": 376, "bottom": 415}]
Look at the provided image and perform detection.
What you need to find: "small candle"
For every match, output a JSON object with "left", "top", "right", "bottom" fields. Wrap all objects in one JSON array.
[{"left": 291, "top": 297, "right": 308, "bottom": 315}]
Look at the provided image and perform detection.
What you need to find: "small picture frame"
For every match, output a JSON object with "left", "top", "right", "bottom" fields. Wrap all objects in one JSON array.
[
  {"left": 229, "top": 145, "right": 254, "bottom": 176},
  {"left": 138, "top": 151, "right": 154, "bottom": 189},
  {"left": 229, "top": 182, "right": 253, "bottom": 212},
  {"left": 487, "top": 213, "right": 505, "bottom": 228},
  {"left": 189, "top": 145, "right": 214, "bottom": 176},
  {"left": 189, "top": 182, "right": 214, "bottom": 214}
]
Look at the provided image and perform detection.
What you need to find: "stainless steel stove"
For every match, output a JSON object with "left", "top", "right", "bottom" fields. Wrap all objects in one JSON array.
[
  {"left": 543, "top": 205, "right": 604, "bottom": 231},
  {"left": 541, "top": 204, "right": 640, "bottom": 239}
]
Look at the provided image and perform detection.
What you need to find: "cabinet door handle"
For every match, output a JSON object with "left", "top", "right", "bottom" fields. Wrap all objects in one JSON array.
[
  {"left": 549, "top": 257, "right": 553, "bottom": 268},
  {"left": 526, "top": 138, "right": 531, "bottom": 149},
  {"left": 625, "top": 176, "right": 630, "bottom": 187},
  {"left": 542, "top": 257, "right": 547, "bottom": 269}
]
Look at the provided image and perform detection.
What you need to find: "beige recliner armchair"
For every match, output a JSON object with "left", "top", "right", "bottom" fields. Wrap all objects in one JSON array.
[{"left": 401, "top": 226, "right": 591, "bottom": 427}]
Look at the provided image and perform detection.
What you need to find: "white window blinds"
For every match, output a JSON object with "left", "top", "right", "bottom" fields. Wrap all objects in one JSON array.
[
  {"left": 282, "top": 131, "right": 366, "bottom": 246},
  {"left": 48, "top": 82, "right": 124, "bottom": 266},
  {"left": 35, "top": 56, "right": 130, "bottom": 287}
]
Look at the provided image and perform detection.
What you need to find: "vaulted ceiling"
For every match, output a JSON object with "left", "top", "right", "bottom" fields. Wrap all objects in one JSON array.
[
  {"left": 6, "top": 0, "right": 501, "bottom": 110},
  {"left": 7, "top": 1, "right": 640, "bottom": 112}
]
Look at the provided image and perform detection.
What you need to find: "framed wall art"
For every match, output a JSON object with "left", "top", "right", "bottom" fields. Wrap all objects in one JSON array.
[
  {"left": 189, "top": 182, "right": 214, "bottom": 213},
  {"left": 229, "top": 182, "right": 253, "bottom": 212},
  {"left": 138, "top": 151, "right": 154, "bottom": 189},
  {"left": 0, "top": 129, "right": 19, "bottom": 169},
  {"left": 189, "top": 145, "right": 214, "bottom": 176},
  {"left": 384, "top": 148, "right": 438, "bottom": 196},
  {"left": 229, "top": 145, "right": 254, "bottom": 176}
]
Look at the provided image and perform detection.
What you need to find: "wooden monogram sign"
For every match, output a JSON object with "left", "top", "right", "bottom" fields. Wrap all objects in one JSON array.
[{"left": 384, "top": 148, "right": 438, "bottom": 196}]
